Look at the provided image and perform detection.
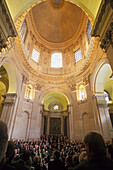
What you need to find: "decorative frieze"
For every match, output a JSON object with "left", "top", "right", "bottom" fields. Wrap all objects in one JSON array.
[
  {"left": 100, "top": 21, "right": 113, "bottom": 51},
  {"left": 83, "top": 75, "right": 90, "bottom": 86},
  {"left": 36, "top": 84, "right": 42, "bottom": 91},
  {"left": 68, "top": 84, "right": 76, "bottom": 92},
  {"left": 91, "top": 0, "right": 113, "bottom": 52},
  {"left": 0, "top": 0, "right": 17, "bottom": 51},
  {"left": 22, "top": 75, "right": 29, "bottom": 85}
]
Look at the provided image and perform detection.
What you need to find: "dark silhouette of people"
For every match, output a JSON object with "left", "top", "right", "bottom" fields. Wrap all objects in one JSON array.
[
  {"left": 48, "top": 150, "right": 66, "bottom": 170},
  {"left": 72, "top": 132, "right": 113, "bottom": 170},
  {"left": 0, "top": 120, "right": 8, "bottom": 169}
]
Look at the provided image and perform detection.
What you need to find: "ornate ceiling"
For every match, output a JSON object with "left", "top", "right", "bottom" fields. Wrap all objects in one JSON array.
[{"left": 31, "top": 1, "right": 83, "bottom": 43}]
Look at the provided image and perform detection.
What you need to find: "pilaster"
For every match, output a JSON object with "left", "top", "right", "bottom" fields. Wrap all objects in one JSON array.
[
  {"left": 1, "top": 93, "right": 18, "bottom": 139},
  {"left": 95, "top": 93, "right": 113, "bottom": 140}
]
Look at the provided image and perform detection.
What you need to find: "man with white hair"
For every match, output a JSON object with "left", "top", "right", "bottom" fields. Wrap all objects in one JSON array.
[{"left": 0, "top": 120, "right": 8, "bottom": 169}]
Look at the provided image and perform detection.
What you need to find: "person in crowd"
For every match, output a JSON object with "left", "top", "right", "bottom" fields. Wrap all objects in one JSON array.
[
  {"left": 32, "top": 155, "right": 41, "bottom": 170},
  {"left": 0, "top": 120, "right": 8, "bottom": 169},
  {"left": 72, "top": 132, "right": 113, "bottom": 170},
  {"left": 11, "top": 150, "right": 31, "bottom": 170},
  {"left": 65, "top": 155, "right": 73, "bottom": 169},
  {"left": 0, "top": 120, "right": 16, "bottom": 170},
  {"left": 48, "top": 150, "right": 66, "bottom": 170},
  {"left": 78, "top": 151, "right": 87, "bottom": 164},
  {"left": 72, "top": 154, "right": 79, "bottom": 167},
  {"left": 107, "top": 138, "right": 113, "bottom": 160},
  {"left": 5, "top": 141, "right": 15, "bottom": 165}
]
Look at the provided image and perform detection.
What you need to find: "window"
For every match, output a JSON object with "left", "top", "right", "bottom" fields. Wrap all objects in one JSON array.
[
  {"left": 51, "top": 53, "right": 62, "bottom": 68},
  {"left": 20, "top": 20, "right": 28, "bottom": 42},
  {"left": 53, "top": 105, "right": 59, "bottom": 110},
  {"left": 74, "top": 48, "right": 82, "bottom": 63},
  {"left": 86, "top": 20, "right": 92, "bottom": 43},
  {"left": 25, "top": 84, "right": 33, "bottom": 99},
  {"left": 31, "top": 48, "right": 39, "bottom": 63},
  {"left": 79, "top": 85, "right": 86, "bottom": 100}
]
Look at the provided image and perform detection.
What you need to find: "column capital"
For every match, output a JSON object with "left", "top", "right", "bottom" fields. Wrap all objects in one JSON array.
[
  {"left": 94, "top": 93, "right": 108, "bottom": 108},
  {"left": 2, "top": 93, "right": 17, "bottom": 105}
]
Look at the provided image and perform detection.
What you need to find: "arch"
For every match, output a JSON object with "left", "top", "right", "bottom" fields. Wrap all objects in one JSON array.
[
  {"left": 42, "top": 92, "right": 69, "bottom": 111},
  {"left": 2, "top": 62, "right": 18, "bottom": 93},
  {"left": 94, "top": 63, "right": 112, "bottom": 93},
  {"left": 39, "top": 87, "right": 72, "bottom": 105},
  {"left": 6, "top": 0, "right": 102, "bottom": 22},
  {"left": 91, "top": 58, "right": 111, "bottom": 92}
]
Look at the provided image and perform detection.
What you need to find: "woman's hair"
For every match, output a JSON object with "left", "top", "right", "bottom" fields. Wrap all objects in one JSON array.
[{"left": 84, "top": 132, "right": 106, "bottom": 156}]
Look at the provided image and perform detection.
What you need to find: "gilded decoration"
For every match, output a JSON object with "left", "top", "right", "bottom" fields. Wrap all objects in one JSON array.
[
  {"left": 100, "top": 21, "right": 113, "bottom": 51},
  {"left": 51, "top": 0, "right": 64, "bottom": 8},
  {"left": 68, "top": 84, "right": 76, "bottom": 92},
  {"left": 91, "top": 0, "right": 113, "bottom": 52},
  {"left": 12, "top": 1, "right": 103, "bottom": 85},
  {"left": 0, "top": 0, "right": 17, "bottom": 51}
]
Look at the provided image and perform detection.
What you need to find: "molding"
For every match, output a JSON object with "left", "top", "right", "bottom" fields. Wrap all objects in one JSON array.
[
  {"left": 91, "top": 0, "right": 113, "bottom": 51},
  {"left": 68, "top": 84, "right": 76, "bottom": 92},
  {"left": 0, "top": 0, "right": 17, "bottom": 51},
  {"left": 2, "top": 93, "right": 17, "bottom": 105}
]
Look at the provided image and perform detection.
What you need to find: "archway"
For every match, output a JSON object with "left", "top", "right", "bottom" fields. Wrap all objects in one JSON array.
[
  {"left": 95, "top": 63, "right": 112, "bottom": 93},
  {"left": 93, "top": 63, "right": 113, "bottom": 138},
  {"left": 41, "top": 92, "right": 70, "bottom": 136},
  {"left": 2, "top": 63, "right": 17, "bottom": 93},
  {"left": 0, "top": 66, "right": 9, "bottom": 116}
]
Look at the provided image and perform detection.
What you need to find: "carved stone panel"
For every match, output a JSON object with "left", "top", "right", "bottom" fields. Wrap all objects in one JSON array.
[{"left": 49, "top": 118, "right": 61, "bottom": 134}]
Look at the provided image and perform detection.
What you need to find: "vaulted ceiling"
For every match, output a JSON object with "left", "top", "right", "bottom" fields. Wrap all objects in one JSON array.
[{"left": 6, "top": 0, "right": 102, "bottom": 22}]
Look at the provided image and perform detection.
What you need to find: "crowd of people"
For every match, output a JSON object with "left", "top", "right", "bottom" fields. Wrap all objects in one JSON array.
[{"left": 0, "top": 120, "right": 113, "bottom": 170}]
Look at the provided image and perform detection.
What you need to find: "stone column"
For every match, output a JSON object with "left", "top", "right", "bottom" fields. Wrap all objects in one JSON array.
[
  {"left": 95, "top": 94, "right": 113, "bottom": 140},
  {"left": 1, "top": 93, "right": 18, "bottom": 139}
]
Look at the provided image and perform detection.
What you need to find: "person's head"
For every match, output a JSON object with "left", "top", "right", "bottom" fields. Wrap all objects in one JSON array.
[
  {"left": 84, "top": 132, "right": 106, "bottom": 159},
  {"left": 20, "top": 150, "right": 31, "bottom": 162},
  {"left": 6, "top": 141, "right": 15, "bottom": 163},
  {"left": 0, "top": 120, "right": 8, "bottom": 168},
  {"left": 53, "top": 150, "right": 60, "bottom": 160},
  {"left": 65, "top": 155, "right": 72, "bottom": 166},
  {"left": 79, "top": 151, "right": 87, "bottom": 163},
  {"left": 72, "top": 154, "right": 79, "bottom": 167},
  {"left": 33, "top": 155, "right": 41, "bottom": 164}
]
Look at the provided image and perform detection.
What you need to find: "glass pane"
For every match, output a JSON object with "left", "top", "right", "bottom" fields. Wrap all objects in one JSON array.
[
  {"left": 74, "top": 48, "right": 82, "bottom": 63},
  {"left": 31, "top": 48, "right": 39, "bottom": 63},
  {"left": 51, "top": 53, "right": 62, "bottom": 68}
]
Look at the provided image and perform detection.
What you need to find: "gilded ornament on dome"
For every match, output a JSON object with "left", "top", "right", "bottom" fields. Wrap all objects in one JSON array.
[{"left": 51, "top": 0, "right": 64, "bottom": 8}]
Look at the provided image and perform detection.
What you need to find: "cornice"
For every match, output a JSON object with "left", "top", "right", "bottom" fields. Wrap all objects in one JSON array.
[
  {"left": 91, "top": 0, "right": 109, "bottom": 36},
  {"left": 0, "top": 0, "right": 17, "bottom": 52},
  {"left": 13, "top": 34, "right": 100, "bottom": 85},
  {"left": 91, "top": 0, "right": 113, "bottom": 52}
]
